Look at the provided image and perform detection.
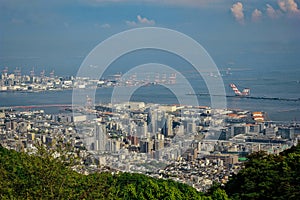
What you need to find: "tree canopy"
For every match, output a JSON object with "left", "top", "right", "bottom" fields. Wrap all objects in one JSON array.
[
  {"left": 225, "top": 144, "right": 300, "bottom": 200},
  {"left": 0, "top": 145, "right": 215, "bottom": 199},
  {"left": 1, "top": 143, "right": 300, "bottom": 199}
]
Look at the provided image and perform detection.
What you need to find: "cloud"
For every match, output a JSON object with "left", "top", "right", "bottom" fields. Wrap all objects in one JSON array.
[
  {"left": 252, "top": 9, "right": 262, "bottom": 22},
  {"left": 125, "top": 20, "right": 137, "bottom": 26},
  {"left": 101, "top": 23, "right": 111, "bottom": 28},
  {"left": 278, "top": 0, "right": 300, "bottom": 14},
  {"left": 231, "top": 2, "right": 244, "bottom": 24},
  {"left": 126, "top": 15, "right": 155, "bottom": 26},
  {"left": 266, "top": 4, "right": 281, "bottom": 19},
  {"left": 137, "top": 15, "right": 155, "bottom": 25},
  {"left": 265, "top": 1, "right": 300, "bottom": 19}
]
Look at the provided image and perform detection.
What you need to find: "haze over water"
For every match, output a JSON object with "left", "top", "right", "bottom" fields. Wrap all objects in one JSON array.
[{"left": 1, "top": 1, "right": 300, "bottom": 122}]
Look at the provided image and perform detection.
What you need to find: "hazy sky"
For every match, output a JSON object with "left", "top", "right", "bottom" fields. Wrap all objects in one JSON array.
[{"left": 1, "top": 0, "right": 300, "bottom": 75}]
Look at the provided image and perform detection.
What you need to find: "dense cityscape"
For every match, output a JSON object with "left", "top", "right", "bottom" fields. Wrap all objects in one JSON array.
[
  {"left": 1, "top": 76, "right": 299, "bottom": 192},
  {"left": 1, "top": 0, "right": 300, "bottom": 199},
  {"left": 0, "top": 61, "right": 299, "bottom": 199},
  {"left": 0, "top": 67, "right": 176, "bottom": 92}
]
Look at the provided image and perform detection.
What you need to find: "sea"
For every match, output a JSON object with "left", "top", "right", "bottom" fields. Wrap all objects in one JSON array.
[
  {"left": 0, "top": 74, "right": 299, "bottom": 122},
  {"left": 1, "top": 43, "right": 300, "bottom": 122}
]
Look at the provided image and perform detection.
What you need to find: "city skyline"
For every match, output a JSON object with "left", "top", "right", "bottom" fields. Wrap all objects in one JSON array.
[{"left": 1, "top": 2, "right": 300, "bottom": 198}]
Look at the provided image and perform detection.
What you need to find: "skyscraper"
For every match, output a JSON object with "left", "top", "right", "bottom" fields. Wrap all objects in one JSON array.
[{"left": 96, "top": 123, "right": 108, "bottom": 152}]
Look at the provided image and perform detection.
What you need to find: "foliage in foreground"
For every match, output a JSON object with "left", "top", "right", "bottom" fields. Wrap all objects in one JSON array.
[
  {"left": 2, "top": 143, "right": 300, "bottom": 200},
  {"left": 225, "top": 144, "right": 300, "bottom": 200},
  {"left": 0, "top": 145, "right": 222, "bottom": 200}
]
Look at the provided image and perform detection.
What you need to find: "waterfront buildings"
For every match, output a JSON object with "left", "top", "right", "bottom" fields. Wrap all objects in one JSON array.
[{"left": 0, "top": 101, "right": 299, "bottom": 191}]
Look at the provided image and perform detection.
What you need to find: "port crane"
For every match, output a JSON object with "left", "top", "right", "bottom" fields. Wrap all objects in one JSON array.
[{"left": 230, "top": 83, "right": 250, "bottom": 96}]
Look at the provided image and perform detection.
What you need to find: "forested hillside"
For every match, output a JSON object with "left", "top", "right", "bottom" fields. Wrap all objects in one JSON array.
[
  {"left": 225, "top": 144, "right": 300, "bottom": 200},
  {"left": 0, "top": 145, "right": 222, "bottom": 199},
  {"left": 1, "top": 143, "right": 300, "bottom": 199}
]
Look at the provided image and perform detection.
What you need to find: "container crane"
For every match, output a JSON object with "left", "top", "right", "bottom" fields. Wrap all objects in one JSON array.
[{"left": 230, "top": 83, "right": 250, "bottom": 96}]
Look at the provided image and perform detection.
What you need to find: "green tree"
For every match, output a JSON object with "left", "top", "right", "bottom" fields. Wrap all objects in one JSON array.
[
  {"left": 225, "top": 144, "right": 300, "bottom": 200},
  {"left": 0, "top": 144, "right": 211, "bottom": 199}
]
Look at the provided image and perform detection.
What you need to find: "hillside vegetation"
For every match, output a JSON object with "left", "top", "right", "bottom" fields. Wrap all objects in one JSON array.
[
  {"left": 1, "top": 143, "right": 300, "bottom": 199},
  {"left": 225, "top": 144, "right": 300, "bottom": 200},
  {"left": 0, "top": 145, "right": 222, "bottom": 199}
]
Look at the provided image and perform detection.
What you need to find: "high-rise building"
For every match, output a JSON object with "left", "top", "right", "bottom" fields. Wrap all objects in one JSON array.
[
  {"left": 162, "top": 114, "right": 173, "bottom": 137},
  {"left": 278, "top": 127, "right": 295, "bottom": 139},
  {"left": 128, "top": 135, "right": 139, "bottom": 146},
  {"left": 154, "top": 133, "right": 164, "bottom": 151},
  {"left": 136, "top": 121, "right": 147, "bottom": 138},
  {"left": 187, "top": 121, "right": 196, "bottom": 133},
  {"left": 96, "top": 123, "right": 108, "bottom": 152},
  {"left": 139, "top": 140, "right": 154, "bottom": 153},
  {"left": 106, "top": 139, "right": 121, "bottom": 153},
  {"left": 174, "top": 123, "right": 184, "bottom": 136}
]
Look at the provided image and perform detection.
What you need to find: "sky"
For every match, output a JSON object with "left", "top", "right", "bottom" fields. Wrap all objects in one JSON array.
[{"left": 1, "top": 0, "right": 300, "bottom": 75}]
